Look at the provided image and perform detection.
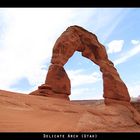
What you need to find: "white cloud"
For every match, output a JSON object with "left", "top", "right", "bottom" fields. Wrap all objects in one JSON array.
[
  {"left": 94, "top": 8, "right": 130, "bottom": 43},
  {"left": 128, "top": 82, "right": 140, "bottom": 98},
  {"left": 67, "top": 68, "right": 102, "bottom": 100},
  {"left": 67, "top": 69, "right": 101, "bottom": 88},
  {"left": 70, "top": 87, "right": 103, "bottom": 100},
  {"left": 131, "top": 40, "right": 140, "bottom": 45},
  {"left": 0, "top": 8, "right": 95, "bottom": 92},
  {"left": 114, "top": 43, "right": 140, "bottom": 65},
  {"left": 10, "top": 86, "right": 36, "bottom": 94},
  {"left": 107, "top": 40, "right": 124, "bottom": 54}
]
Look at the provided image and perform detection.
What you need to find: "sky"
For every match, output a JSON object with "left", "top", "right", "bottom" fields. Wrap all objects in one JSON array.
[{"left": 0, "top": 8, "right": 140, "bottom": 100}]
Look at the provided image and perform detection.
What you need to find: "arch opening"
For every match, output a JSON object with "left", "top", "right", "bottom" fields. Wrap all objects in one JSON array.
[{"left": 64, "top": 51, "right": 103, "bottom": 100}]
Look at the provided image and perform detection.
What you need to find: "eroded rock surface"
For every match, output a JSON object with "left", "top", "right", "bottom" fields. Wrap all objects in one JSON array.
[
  {"left": 0, "top": 90, "right": 140, "bottom": 132},
  {"left": 30, "top": 25, "right": 130, "bottom": 102}
]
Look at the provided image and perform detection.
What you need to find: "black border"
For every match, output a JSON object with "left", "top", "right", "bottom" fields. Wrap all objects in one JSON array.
[
  {"left": 0, "top": 132, "right": 140, "bottom": 140},
  {"left": 0, "top": 0, "right": 140, "bottom": 7}
]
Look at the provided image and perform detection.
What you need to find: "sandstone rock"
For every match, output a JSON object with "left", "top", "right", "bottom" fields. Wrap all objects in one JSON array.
[
  {"left": 30, "top": 25, "right": 130, "bottom": 102},
  {"left": 30, "top": 64, "right": 70, "bottom": 100},
  {"left": 1, "top": 90, "right": 140, "bottom": 132},
  {"left": 104, "top": 98, "right": 140, "bottom": 125},
  {"left": 45, "top": 64, "right": 70, "bottom": 94}
]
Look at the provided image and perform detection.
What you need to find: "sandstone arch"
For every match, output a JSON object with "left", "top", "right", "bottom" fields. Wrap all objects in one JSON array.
[{"left": 30, "top": 25, "right": 130, "bottom": 102}]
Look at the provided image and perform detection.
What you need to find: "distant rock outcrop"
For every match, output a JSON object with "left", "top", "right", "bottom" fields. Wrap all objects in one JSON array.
[{"left": 30, "top": 25, "right": 130, "bottom": 102}]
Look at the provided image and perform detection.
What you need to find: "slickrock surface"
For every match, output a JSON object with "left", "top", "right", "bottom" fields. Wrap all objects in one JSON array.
[{"left": 0, "top": 90, "right": 140, "bottom": 132}]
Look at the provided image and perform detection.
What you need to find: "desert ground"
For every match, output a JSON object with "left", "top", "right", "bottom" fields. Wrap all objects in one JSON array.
[{"left": 0, "top": 89, "right": 140, "bottom": 132}]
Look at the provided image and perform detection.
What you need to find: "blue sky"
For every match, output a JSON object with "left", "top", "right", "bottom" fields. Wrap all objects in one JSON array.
[{"left": 0, "top": 8, "right": 140, "bottom": 100}]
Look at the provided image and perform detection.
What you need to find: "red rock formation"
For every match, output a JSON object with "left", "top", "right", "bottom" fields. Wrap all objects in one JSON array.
[
  {"left": 0, "top": 90, "right": 140, "bottom": 131},
  {"left": 30, "top": 25, "right": 130, "bottom": 102}
]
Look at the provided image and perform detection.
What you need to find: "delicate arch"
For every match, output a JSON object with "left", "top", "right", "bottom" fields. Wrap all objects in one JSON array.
[{"left": 30, "top": 25, "right": 130, "bottom": 102}]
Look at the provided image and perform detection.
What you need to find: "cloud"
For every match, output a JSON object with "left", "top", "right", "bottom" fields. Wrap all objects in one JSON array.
[
  {"left": 67, "top": 69, "right": 101, "bottom": 88},
  {"left": 107, "top": 40, "right": 124, "bottom": 54},
  {"left": 93, "top": 8, "right": 130, "bottom": 43},
  {"left": 70, "top": 87, "right": 103, "bottom": 100},
  {"left": 127, "top": 82, "right": 140, "bottom": 98},
  {"left": 0, "top": 8, "right": 95, "bottom": 92},
  {"left": 131, "top": 40, "right": 140, "bottom": 45},
  {"left": 67, "top": 69, "right": 102, "bottom": 100},
  {"left": 114, "top": 43, "right": 140, "bottom": 65}
]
